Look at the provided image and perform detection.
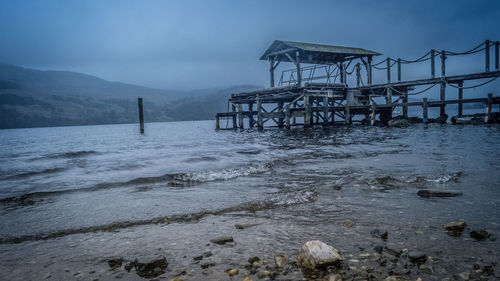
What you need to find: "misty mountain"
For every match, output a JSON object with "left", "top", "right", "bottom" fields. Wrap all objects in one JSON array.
[{"left": 0, "top": 63, "right": 260, "bottom": 129}]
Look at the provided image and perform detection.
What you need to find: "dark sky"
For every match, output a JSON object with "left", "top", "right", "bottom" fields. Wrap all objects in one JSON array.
[{"left": 0, "top": 0, "right": 499, "bottom": 90}]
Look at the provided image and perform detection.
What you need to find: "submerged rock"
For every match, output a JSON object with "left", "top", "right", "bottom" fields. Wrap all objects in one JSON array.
[
  {"left": 132, "top": 255, "right": 168, "bottom": 279},
  {"left": 340, "top": 219, "right": 355, "bottom": 228},
  {"left": 408, "top": 251, "right": 426, "bottom": 263},
  {"left": 274, "top": 254, "right": 287, "bottom": 267},
  {"left": 470, "top": 229, "right": 490, "bottom": 241},
  {"left": 226, "top": 268, "right": 238, "bottom": 276},
  {"left": 297, "top": 240, "right": 344, "bottom": 270},
  {"left": 108, "top": 258, "right": 123, "bottom": 270},
  {"left": 235, "top": 223, "right": 262, "bottom": 230},
  {"left": 248, "top": 256, "right": 260, "bottom": 264},
  {"left": 388, "top": 116, "right": 422, "bottom": 127},
  {"left": 417, "top": 189, "right": 462, "bottom": 198},
  {"left": 451, "top": 114, "right": 487, "bottom": 125},
  {"left": 445, "top": 221, "right": 467, "bottom": 234},
  {"left": 370, "top": 229, "right": 388, "bottom": 241},
  {"left": 210, "top": 236, "right": 234, "bottom": 245}
]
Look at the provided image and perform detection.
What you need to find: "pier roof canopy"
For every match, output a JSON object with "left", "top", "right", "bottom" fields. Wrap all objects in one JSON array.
[{"left": 260, "top": 40, "right": 381, "bottom": 64}]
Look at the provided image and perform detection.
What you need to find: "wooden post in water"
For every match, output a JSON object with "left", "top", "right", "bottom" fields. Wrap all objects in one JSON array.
[
  {"left": 304, "top": 94, "right": 311, "bottom": 128},
  {"left": 485, "top": 40, "right": 490, "bottom": 72},
  {"left": 257, "top": 98, "right": 263, "bottom": 130},
  {"left": 285, "top": 105, "right": 291, "bottom": 129},
  {"left": 323, "top": 95, "right": 329, "bottom": 127},
  {"left": 403, "top": 90, "right": 408, "bottom": 118},
  {"left": 345, "top": 102, "right": 351, "bottom": 125},
  {"left": 441, "top": 50, "right": 446, "bottom": 77},
  {"left": 367, "top": 56, "right": 373, "bottom": 85},
  {"left": 487, "top": 93, "right": 493, "bottom": 123},
  {"left": 440, "top": 82, "right": 446, "bottom": 117},
  {"left": 215, "top": 114, "right": 220, "bottom": 130},
  {"left": 231, "top": 104, "right": 237, "bottom": 129},
  {"left": 137, "top": 98, "right": 144, "bottom": 134},
  {"left": 397, "top": 58, "right": 401, "bottom": 82},
  {"left": 356, "top": 63, "right": 361, "bottom": 87},
  {"left": 248, "top": 103, "right": 254, "bottom": 128},
  {"left": 277, "top": 101, "right": 284, "bottom": 128},
  {"left": 238, "top": 104, "right": 244, "bottom": 129},
  {"left": 458, "top": 81, "right": 464, "bottom": 117},
  {"left": 386, "top": 58, "right": 391, "bottom": 83},
  {"left": 422, "top": 98, "right": 428, "bottom": 124},
  {"left": 296, "top": 51, "right": 302, "bottom": 87},
  {"left": 370, "top": 101, "right": 376, "bottom": 126},
  {"left": 292, "top": 101, "right": 297, "bottom": 125},
  {"left": 269, "top": 57, "right": 275, "bottom": 87}
]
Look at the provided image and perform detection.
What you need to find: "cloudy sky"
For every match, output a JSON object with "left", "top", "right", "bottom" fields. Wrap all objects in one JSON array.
[{"left": 0, "top": 0, "right": 499, "bottom": 90}]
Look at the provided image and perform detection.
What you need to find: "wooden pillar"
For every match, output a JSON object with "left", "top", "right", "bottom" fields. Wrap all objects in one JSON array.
[
  {"left": 368, "top": 56, "right": 373, "bottom": 85},
  {"left": 386, "top": 87, "right": 392, "bottom": 104},
  {"left": 485, "top": 40, "right": 490, "bottom": 72},
  {"left": 137, "top": 97, "right": 144, "bottom": 134},
  {"left": 403, "top": 90, "right": 408, "bottom": 118},
  {"left": 487, "top": 93, "right": 493, "bottom": 123},
  {"left": 269, "top": 57, "right": 275, "bottom": 88},
  {"left": 248, "top": 103, "right": 254, "bottom": 128},
  {"left": 440, "top": 82, "right": 446, "bottom": 117},
  {"left": 257, "top": 99, "right": 263, "bottom": 130},
  {"left": 304, "top": 94, "right": 311, "bottom": 128},
  {"left": 345, "top": 102, "right": 351, "bottom": 125},
  {"left": 370, "top": 101, "right": 376, "bottom": 126},
  {"left": 397, "top": 58, "right": 401, "bottom": 81},
  {"left": 431, "top": 50, "right": 435, "bottom": 78},
  {"left": 296, "top": 51, "right": 301, "bottom": 87},
  {"left": 441, "top": 50, "right": 446, "bottom": 77},
  {"left": 323, "top": 95, "right": 329, "bottom": 126},
  {"left": 422, "top": 98, "right": 428, "bottom": 124},
  {"left": 231, "top": 104, "right": 237, "bottom": 129},
  {"left": 238, "top": 104, "right": 244, "bottom": 129},
  {"left": 215, "top": 114, "right": 220, "bottom": 130},
  {"left": 495, "top": 41, "right": 499, "bottom": 70},
  {"left": 277, "top": 101, "right": 284, "bottom": 128},
  {"left": 292, "top": 101, "right": 297, "bottom": 125},
  {"left": 285, "top": 105, "right": 291, "bottom": 129},
  {"left": 458, "top": 81, "right": 464, "bottom": 117}
]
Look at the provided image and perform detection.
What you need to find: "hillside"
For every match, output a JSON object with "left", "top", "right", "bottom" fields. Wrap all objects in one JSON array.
[{"left": 0, "top": 63, "right": 260, "bottom": 129}]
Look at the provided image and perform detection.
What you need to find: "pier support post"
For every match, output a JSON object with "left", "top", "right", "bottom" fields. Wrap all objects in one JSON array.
[
  {"left": 345, "top": 102, "right": 351, "bottom": 125},
  {"left": 238, "top": 104, "right": 244, "bottom": 129},
  {"left": 487, "top": 93, "right": 493, "bottom": 123},
  {"left": 423, "top": 98, "right": 428, "bottom": 124},
  {"left": 270, "top": 57, "right": 275, "bottom": 88},
  {"left": 356, "top": 63, "right": 361, "bottom": 87},
  {"left": 368, "top": 56, "right": 372, "bottom": 85},
  {"left": 285, "top": 105, "right": 291, "bottom": 129},
  {"left": 323, "top": 95, "right": 329, "bottom": 127},
  {"left": 231, "top": 104, "right": 237, "bottom": 129},
  {"left": 370, "top": 101, "right": 376, "bottom": 126},
  {"left": 137, "top": 97, "right": 144, "bottom": 134},
  {"left": 257, "top": 99, "right": 263, "bottom": 130},
  {"left": 304, "top": 94, "right": 311, "bottom": 128},
  {"left": 277, "top": 101, "right": 284, "bottom": 128},
  {"left": 248, "top": 103, "right": 254, "bottom": 128},
  {"left": 215, "top": 114, "right": 220, "bottom": 130},
  {"left": 386, "top": 58, "right": 391, "bottom": 83},
  {"left": 441, "top": 50, "right": 446, "bottom": 77},
  {"left": 440, "top": 82, "right": 446, "bottom": 117},
  {"left": 292, "top": 101, "right": 297, "bottom": 125},
  {"left": 296, "top": 51, "right": 301, "bottom": 87},
  {"left": 458, "top": 81, "right": 464, "bottom": 117},
  {"left": 403, "top": 89, "right": 408, "bottom": 118},
  {"left": 397, "top": 58, "right": 401, "bottom": 82}
]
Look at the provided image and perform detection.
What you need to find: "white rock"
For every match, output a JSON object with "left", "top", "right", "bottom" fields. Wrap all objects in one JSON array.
[{"left": 297, "top": 240, "right": 344, "bottom": 270}]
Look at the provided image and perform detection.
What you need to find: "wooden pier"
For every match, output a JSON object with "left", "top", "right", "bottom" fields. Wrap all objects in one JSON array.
[{"left": 216, "top": 40, "right": 500, "bottom": 129}]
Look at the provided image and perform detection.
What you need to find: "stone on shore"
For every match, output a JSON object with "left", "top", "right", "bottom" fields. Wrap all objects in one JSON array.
[
  {"left": 226, "top": 268, "right": 238, "bottom": 276},
  {"left": 408, "top": 251, "right": 426, "bottom": 263},
  {"left": 417, "top": 189, "right": 462, "bottom": 198},
  {"left": 445, "top": 221, "right": 467, "bottom": 233},
  {"left": 235, "top": 223, "right": 262, "bottom": 230},
  {"left": 297, "top": 240, "right": 344, "bottom": 270},
  {"left": 210, "top": 236, "right": 234, "bottom": 245},
  {"left": 132, "top": 255, "right": 168, "bottom": 279},
  {"left": 108, "top": 258, "right": 123, "bottom": 270},
  {"left": 274, "top": 254, "right": 287, "bottom": 267},
  {"left": 324, "top": 273, "right": 342, "bottom": 281},
  {"left": 470, "top": 229, "right": 490, "bottom": 241},
  {"left": 388, "top": 116, "right": 422, "bottom": 127}
]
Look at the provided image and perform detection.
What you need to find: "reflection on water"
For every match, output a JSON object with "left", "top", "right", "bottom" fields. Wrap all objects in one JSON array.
[{"left": 0, "top": 121, "right": 499, "bottom": 280}]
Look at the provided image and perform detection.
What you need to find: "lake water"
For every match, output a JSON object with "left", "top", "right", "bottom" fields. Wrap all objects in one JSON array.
[{"left": 0, "top": 121, "right": 499, "bottom": 280}]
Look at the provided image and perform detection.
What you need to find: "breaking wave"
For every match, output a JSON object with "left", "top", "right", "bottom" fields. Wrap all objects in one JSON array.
[{"left": 0, "top": 189, "right": 317, "bottom": 244}]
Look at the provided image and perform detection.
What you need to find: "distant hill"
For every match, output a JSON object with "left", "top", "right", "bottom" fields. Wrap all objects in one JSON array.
[{"left": 0, "top": 63, "right": 261, "bottom": 129}]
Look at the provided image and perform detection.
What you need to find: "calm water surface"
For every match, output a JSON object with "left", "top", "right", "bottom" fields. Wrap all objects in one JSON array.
[{"left": 0, "top": 121, "right": 499, "bottom": 280}]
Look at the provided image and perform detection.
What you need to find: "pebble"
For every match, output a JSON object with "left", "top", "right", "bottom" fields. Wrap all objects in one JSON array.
[
  {"left": 408, "top": 251, "right": 426, "bottom": 263},
  {"left": 227, "top": 269, "right": 238, "bottom": 276},
  {"left": 211, "top": 236, "right": 234, "bottom": 245},
  {"left": 258, "top": 270, "right": 270, "bottom": 278},
  {"left": 445, "top": 221, "right": 467, "bottom": 233},
  {"left": 470, "top": 229, "right": 490, "bottom": 241},
  {"left": 274, "top": 254, "right": 287, "bottom": 267},
  {"left": 243, "top": 276, "right": 252, "bottom": 281}
]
